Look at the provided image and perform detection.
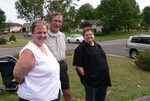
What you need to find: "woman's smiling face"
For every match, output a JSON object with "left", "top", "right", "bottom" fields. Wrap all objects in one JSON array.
[{"left": 32, "top": 23, "right": 48, "bottom": 46}]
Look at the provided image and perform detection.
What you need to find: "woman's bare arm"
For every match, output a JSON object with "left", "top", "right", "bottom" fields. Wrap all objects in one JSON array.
[{"left": 13, "top": 49, "right": 35, "bottom": 84}]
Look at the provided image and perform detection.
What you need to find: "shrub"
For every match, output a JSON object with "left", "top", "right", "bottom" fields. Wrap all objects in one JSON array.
[
  {"left": 102, "top": 26, "right": 111, "bottom": 33},
  {"left": 94, "top": 32, "right": 109, "bottom": 36},
  {"left": 9, "top": 34, "right": 16, "bottom": 42},
  {"left": 0, "top": 37, "right": 7, "bottom": 44},
  {"left": 134, "top": 51, "right": 150, "bottom": 71}
]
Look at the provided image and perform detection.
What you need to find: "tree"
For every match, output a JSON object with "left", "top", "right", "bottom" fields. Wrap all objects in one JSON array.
[
  {"left": 77, "top": 3, "right": 96, "bottom": 20},
  {"left": 120, "top": 0, "right": 140, "bottom": 31},
  {"left": 15, "top": 0, "right": 45, "bottom": 22},
  {"left": 95, "top": 0, "right": 140, "bottom": 32},
  {"left": 141, "top": 6, "right": 150, "bottom": 31},
  {"left": 0, "top": 8, "right": 6, "bottom": 30},
  {"left": 15, "top": 0, "right": 78, "bottom": 31}
]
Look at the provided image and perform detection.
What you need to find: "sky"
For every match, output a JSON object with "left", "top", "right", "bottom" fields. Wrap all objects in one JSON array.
[{"left": 0, "top": 0, "right": 150, "bottom": 25}]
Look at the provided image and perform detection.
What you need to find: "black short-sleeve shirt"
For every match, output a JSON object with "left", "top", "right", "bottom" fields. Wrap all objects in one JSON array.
[{"left": 73, "top": 41, "right": 111, "bottom": 87}]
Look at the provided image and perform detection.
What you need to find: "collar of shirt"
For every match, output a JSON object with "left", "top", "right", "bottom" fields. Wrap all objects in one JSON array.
[
  {"left": 48, "top": 30, "right": 60, "bottom": 37},
  {"left": 83, "top": 40, "right": 97, "bottom": 47}
]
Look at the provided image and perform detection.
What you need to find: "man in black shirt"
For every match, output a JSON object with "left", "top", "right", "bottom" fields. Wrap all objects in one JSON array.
[{"left": 73, "top": 27, "right": 111, "bottom": 101}]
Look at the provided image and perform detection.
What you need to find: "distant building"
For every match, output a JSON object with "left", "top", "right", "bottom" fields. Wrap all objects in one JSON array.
[
  {"left": 22, "top": 23, "right": 32, "bottom": 32},
  {"left": 72, "top": 20, "right": 103, "bottom": 32},
  {"left": 5, "top": 22, "right": 22, "bottom": 33}
]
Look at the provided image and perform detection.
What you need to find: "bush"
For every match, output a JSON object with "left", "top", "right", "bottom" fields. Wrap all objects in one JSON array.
[
  {"left": 102, "top": 26, "right": 111, "bottom": 33},
  {"left": 9, "top": 34, "right": 16, "bottom": 42},
  {"left": 134, "top": 51, "right": 150, "bottom": 71},
  {"left": 0, "top": 37, "right": 7, "bottom": 44},
  {"left": 94, "top": 32, "right": 109, "bottom": 36}
]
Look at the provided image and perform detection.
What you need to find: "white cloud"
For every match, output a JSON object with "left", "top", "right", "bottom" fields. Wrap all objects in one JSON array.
[{"left": 136, "top": 0, "right": 150, "bottom": 10}]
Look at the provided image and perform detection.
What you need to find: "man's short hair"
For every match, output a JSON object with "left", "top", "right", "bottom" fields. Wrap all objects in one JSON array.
[{"left": 49, "top": 12, "right": 62, "bottom": 21}]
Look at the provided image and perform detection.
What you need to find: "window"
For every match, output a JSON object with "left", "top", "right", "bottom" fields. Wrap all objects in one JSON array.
[
  {"left": 131, "top": 37, "right": 150, "bottom": 44},
  {"left": 140, "top": 37, "right": 150, "bottom": 44},
  {"left": 131, "top": 37, "right": 141, "bottom": 43}
]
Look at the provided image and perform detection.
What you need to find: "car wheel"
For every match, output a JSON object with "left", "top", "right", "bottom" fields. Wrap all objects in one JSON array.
[
  {"left": 76, "top": 40, "right": 80, "bottom": 43},
  {"left": 68, "top": 39, "right": 70, "bottom": 43},
  {"left": 130, "top": 50, "right": 138, "bottom": 59},
  {"left": 0, "top": 89, "right": 4, "bottom": 96}
]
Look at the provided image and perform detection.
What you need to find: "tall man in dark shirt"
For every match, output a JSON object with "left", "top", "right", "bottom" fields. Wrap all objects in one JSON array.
[{"left": 73, "top": 27, "right": 111, "bottom": 101}]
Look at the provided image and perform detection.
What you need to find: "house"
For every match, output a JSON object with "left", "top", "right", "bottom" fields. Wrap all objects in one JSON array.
[
  {"left": 22, "top": 23, "right": 32, "bottom": 32},
  {"left": 5, "top": 22, "right": 22, "bottom": 33},
  {"left": 72, "top": 20, "right": 103, "bottom": 32},
  {"left": 22, "top": 20, "right": 48, "bottom": 32}
]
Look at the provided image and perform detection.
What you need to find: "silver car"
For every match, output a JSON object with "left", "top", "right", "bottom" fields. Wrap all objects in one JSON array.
[
  {"left": 67, "top": 34, "right": 83, "bottom": 43},
  {"left": 125, "top": 34, "right": 150, "bottom": 58}
]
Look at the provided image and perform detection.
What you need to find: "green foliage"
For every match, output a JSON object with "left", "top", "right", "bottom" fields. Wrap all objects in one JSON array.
[
  {"left": 0, "top": 38, "right": 29, "bottom": 48},
  {"left": 134, "top": 51, "right": 150, "bottom": 71},
  {"left": 102, "top": 26, "right": 111, "bottom": 33},
  {"left": 77, "top": 3, "right": 96, "bottom": 20},
  {"left": 15, "top": 0, "right": 45, "bottom": 22},
  {"left": 96, "top": 0, "right": 140, "bottom": 31},
  {"left": 142, "top": 6, "right": 150, "bottom": 25},
  {"left": 0, "top": 8, "right": 6, "bottom": 30},
  {"left": 141, "top": 6, "right": 150, "bottom": 31},
  {"left": 0, "top": 37, "right": 7, "bottom": 44},
  {"left": 9, "top": 34, "right": 16, "bottom": 42},
  {"left": 94, "top": 32, "right": 109, "bottom": 36},
  {"left": 15, "top": 0, "right": 77, "bottom": 32}
]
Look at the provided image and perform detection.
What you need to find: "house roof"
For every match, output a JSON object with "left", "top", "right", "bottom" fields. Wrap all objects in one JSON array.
[
  {"left": 5, "top": 22, "right": 22, "bottom": 26},
  {"left": 82, "top": 20, "right": 100, "bottom": 24},
  {"left": 22, "top": 23, "right": 32, "bottom": 27},
  {"left": 81, "top": 20, "right": 100, "bottom": 25}
]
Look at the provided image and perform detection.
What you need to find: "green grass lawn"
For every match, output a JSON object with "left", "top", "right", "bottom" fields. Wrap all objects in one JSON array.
[
  {"left": 0, "top": 55, "right": 150, "bottom": 101},
  {"left": 0, "top": 38, "right": 29, "bottom": 48},
  {"left": 94, "top": 31, "right": 150, "bottom": 41}
]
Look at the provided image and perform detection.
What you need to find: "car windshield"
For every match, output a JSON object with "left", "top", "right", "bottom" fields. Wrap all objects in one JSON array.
[{"left": 73, "top": 34, "right": 82, "bottom": 37}]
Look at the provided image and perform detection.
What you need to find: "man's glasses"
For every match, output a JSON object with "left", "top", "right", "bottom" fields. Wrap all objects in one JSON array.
[{"left": 52, "top": 20, "right": 62, "bottom": 24}]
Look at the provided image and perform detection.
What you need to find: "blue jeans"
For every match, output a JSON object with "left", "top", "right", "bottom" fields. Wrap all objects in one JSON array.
[{"left": 83, "top": 82, "right": 107, "bottom": 101}]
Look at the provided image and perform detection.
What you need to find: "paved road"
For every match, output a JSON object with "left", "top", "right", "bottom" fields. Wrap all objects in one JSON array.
[
  {"left": 99, "top": 39, "right": 129, "bottom": 57},
  {"left": 0, "top": 39, "right": 129, "bottom": 58}
]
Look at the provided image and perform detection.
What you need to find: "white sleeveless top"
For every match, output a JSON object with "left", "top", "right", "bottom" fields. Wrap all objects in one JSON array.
[{"left": 17, "top": 42, "right": 61, "bottom": 101}]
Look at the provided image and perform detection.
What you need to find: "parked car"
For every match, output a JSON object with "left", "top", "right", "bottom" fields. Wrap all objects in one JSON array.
[
  {"left": 125, "top": 34, "right": 150, "bottom": 58},
  {"left": 24, "top": 32, "right": 31, "bottom": 37},
  {"left": 67, "top": 34, "right": 83, "bottom": 43},
  {"left": 0, "top": 31, "right": 9, "bottom": 35},
  {"left": 0, "top": 32, "right": 3, "bottom": 35}
]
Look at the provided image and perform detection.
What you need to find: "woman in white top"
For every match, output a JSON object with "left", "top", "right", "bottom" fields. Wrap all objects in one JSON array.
[{"left": 13, "top": 21, "right": 61, "bottom": 101}]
